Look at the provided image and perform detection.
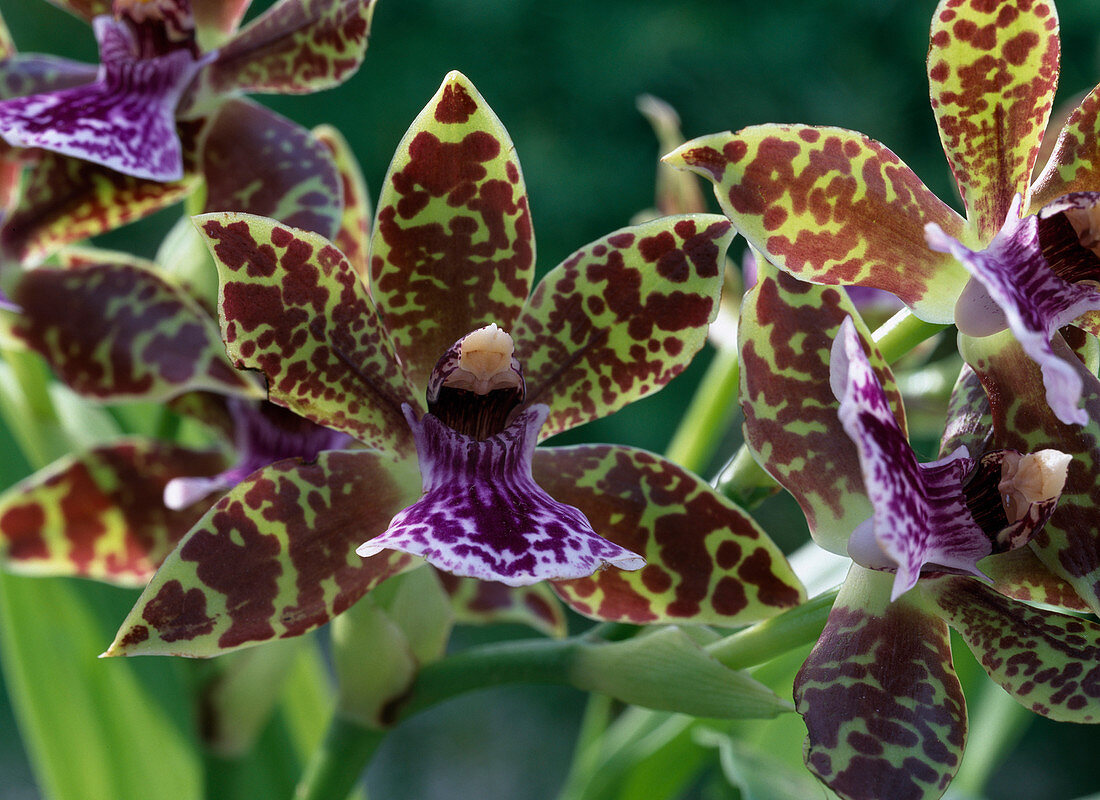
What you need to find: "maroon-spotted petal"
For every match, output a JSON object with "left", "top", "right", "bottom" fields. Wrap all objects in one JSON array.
[
  {"left": 0, "top": 18, "right": 203, "bottom": 181},
  {"left": 199, "top": 99, "right": 342, "bottom": 239},
  {"left": 927, "top": 195, "right": 1100, "bottom": 426},
  {"left": 833, "top": 316, "right": 991, "bottom": 600},
  {"left": 795, "top": 565, "right": 966, "bottom": 800},
  {"left": 358, "top": 405, "right": 644, "bottom": 587}
]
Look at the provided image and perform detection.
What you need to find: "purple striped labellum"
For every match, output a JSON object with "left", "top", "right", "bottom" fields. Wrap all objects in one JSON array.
[{"left": 358, "top": 324, "right": 645, "bottom": 586}]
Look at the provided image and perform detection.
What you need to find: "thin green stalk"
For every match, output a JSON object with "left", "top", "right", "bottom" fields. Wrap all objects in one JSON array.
[
  {"left": 713, "top": 444, "right": 775, "bottom": 508},
  {"left": 556, "top": 693, "right": 615, "bottom": 800},
  {"left": 949, "top": 681, "right": 1032, "bottom": 796},
  {"left": 871, "top": 308, "right": 947, "bottom": 364},
  {"left": 664, "top": 344, "right": 740, "bottom": 474},
  {"left": 294, "top": 715, "right": 383, "bottom": 800},
  {"left": 706, "top": 589, "right": 838, "bottom": 671}
]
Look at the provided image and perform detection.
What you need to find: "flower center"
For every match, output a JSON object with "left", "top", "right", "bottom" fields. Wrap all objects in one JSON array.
[
  {"left": 997, "top": 449, "right": 1072, "bottom": 524},
  {"left": 426, "top": 324, "right": 526, "bottom": 440}
]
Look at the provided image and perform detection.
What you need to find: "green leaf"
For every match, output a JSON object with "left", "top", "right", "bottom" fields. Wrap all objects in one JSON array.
[
  {"left": 795, "top": 565, "right": 966, "bottom": 800},
  {"left": 514, "top": 214, "right": 733, "bottom": 439},
  {"left": 0, "top": 575, "right": 201, "bottom": 800},
  {"left": 0, "top": 438, "right": 227, "bottom": 586},
  {"left": 697, "top": 729, "right": 834, "bottom": 800},
  {"left": 664, "top": 125, "right": 973, "bottom": 324},
  {"left": 368, "top": 70, "right": 535, "bottom": 390},
  {"left": 206, "top": 0, "right": 377, "bottom": 96},
  {"left": 738, "top": 257, "right": 905, "bottom": 555},
  {"left": 536, "top": 444, "right": 805, "bottom": 625},
  {"left": 107, "top": 450, "right": 420, "bottom": 657},
  {"left": 10, "top": 260, "right": 262, "bottom": 402},
  {"left": 571, "top": 626, "right": 790, "bottom": 719},
  {"left": 928, "top": 0, "right": 1059, "bottom": 238},
  {"left": 196, "top": 211, "right": 420, "bottom": 453}
]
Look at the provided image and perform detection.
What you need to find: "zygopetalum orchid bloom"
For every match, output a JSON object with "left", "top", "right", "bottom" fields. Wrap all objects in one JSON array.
[
  {"left": 739, "top": 260, "right": 1100, "bottom": 800},
  {"left": 0, "top": 0, "right": 376, "bottom": 263},
  {"left": 105, "top": 71, "right": 805, "bottom": 658},
  {"left": 664, "top": 0, "right": 1100, "bottom": 426}
]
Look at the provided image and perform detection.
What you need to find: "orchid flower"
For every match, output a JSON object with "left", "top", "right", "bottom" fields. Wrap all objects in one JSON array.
[
  {"left": 664, "top": 0, "right": 1100, "bottom": 427},
  {"left": 104, "top": 72, "right": 806, "bottom": 658},
  {"left": 0, "top": 0, "right": 376, "bottom": 263},
  {"left": 740, "top": 259, "right": 1100, "bottom": 800}
]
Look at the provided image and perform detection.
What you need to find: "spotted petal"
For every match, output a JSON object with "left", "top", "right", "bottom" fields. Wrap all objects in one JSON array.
[
  {"left": 0, "top": 151, "right": 196, "bottom": 265},
  {"left": 203, "top": 0, "right": 376, "bottom": 97},
  {"left": 0, "top": 18, "right": 203, "bottom": 181},
  {"left": 924, "top": 574, "right": 1100, "bottom": 723},
  {"left": 314, "top": 123, "right": 372, "bottom": 280},
  {"left": 0, "top": 439, "right": 226, "bottom": 588},
  {"left": 436, "top": 573, "right": 567, "bottom": 638},
  {"left": 795, "top": 565, "right": 966, "bottom": 800},
  {"left": 514, "top": 215, "right": 732, "bottom": 439},
  {"left": 1032, "top": 83, "right": 1100, "bottom": 208},
  {"left": 739, "top": 257, "right": 905, "bottom": 555},
  {"left": 359, "top": 406, "right": 644, "bottom": 586},
  {"left": 107, "top": 450, "right": 419, "bottom": 657},
  {"left": 200, "top": 99, "right": 342, "bottom": 239},
  {"left": 927, "top": 196, "right": 1100, "bottom": 426},
  {"left": 961, "top": 330, "right": 1100, "bottom": 615},
  {"left": 368, "top": 71, "right": 535, "bottom": 389},
  {"left": 9, "top": 258, "right": 261, "bottom": 402},
  {"left": 196, "top": 212, "right": 419, "bottom": 452},
  {"left": 927, "top": 0, "right": 1059, "bottom": 239},
  {"left": 535, "top": 444, "right": 805, "bottom": 625},
  {"left": 663, "top": 126, "right": 972, "bottom": 324},
  {"left": 834, "top": 316, "right": 991, "bottom": 599}
]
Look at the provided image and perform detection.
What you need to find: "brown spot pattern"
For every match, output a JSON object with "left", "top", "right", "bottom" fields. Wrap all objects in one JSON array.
[{"left": 535, "top": 444, "right": 803, "bottom": 625}]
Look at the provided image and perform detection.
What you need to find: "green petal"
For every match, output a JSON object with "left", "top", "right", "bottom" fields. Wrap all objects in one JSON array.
[
  {"left": 928, "top": 0, "right": 1059, "bottom": 238},
  {"left": 107, "top": 450, "right": 420, "bottom": 657},
  {"left": 205, "top": 0, "right": 376, "bottom": 96},
  {"left": 515, "top": 214, "right": 732, "bottom": 439},
  {"left": 436, "top": 572, "right": 567, "bottom": 638},
  {"left": 923, "top": 574, "right": 1100, "bottom": 723},
  {"left": 368, "top": 71, "right": 535, "bottom": 389},
  {"left": 536, "top": 444, "right": 805, "bottom": 626},
  {"left": 1, "top": 152, "right": 196, "bottom": 265},
  {"left": 739, "top": 256, "right": 905, "bottom": 555},
  {"left": 314, "top": 123, "right": 372, "bottom": 281},
  {"left": 1031, "top": 82, "right": 1100, "bottom": 209},
  {"left": 0, "top": 439, "right": 226, "bottom": 587},
  {"left": 960, "top": 330, "right": 1100, "bottom": 615},
  {"left": 664, "top": 126, "right": 973, "bottom": 324},
  {"left": 200, "top": 99, "right": 342, "bottom": 240},
  {"left": 981, "top": 547, "right": 1092, "bottom": 613},
  {"left": 196, "top": 211, "right": 420, "bottom": 452},
  {"left": 939, "top": 362, "right": 992, "bottom": 458},
  {"left": 10, "top": 259, "right": 261, "bottom": 402},
  {"left": 795, "top": 565, "right": 966, "bottom": 800}
]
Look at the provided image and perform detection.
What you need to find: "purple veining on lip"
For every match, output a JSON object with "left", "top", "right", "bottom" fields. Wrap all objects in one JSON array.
[
  {"left": 0, "top": 16, "right": 206, "bottom": 181},
  {"left": 832, "top": 316, "right": 991, "bottom": 600},
  {"left": 357, "top": 404, "right": 646, "bottom": 586},
  {"left": 926, "top": 194, "right": 1100, "bottom": 426},
  {"left": 163, "top": 399, "right": 352, "bottom": 509}
]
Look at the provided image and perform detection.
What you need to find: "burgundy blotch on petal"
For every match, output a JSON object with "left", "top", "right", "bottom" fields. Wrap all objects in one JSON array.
[
  {"left": 832, "top": 317, "right": 991, "bottom": 600},
  {"left": 926, "top": 195, "right": 1100, "bottom": 427},
  {"left": 0, "top": 16, "right": 205, "bottom": 181},
  {"left": 164, "top": 399, "right": 352, "bottom": 509},
  {"left": 357, "top": 404, "right": 645, "bottom": 587}
]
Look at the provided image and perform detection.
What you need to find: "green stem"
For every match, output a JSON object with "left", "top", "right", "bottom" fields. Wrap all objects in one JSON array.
[
  {"left": 0, "top": 348, "right": 66, "bottom": 468},
  {"left": 706, "top": 588, "right": 838, "bottom": 670},
  {"left": 871, "top": 308, "right": 947, "bottom": 364},
  {"left": 713, "top": 444, "right": 775, "bottom": 508},
  {"left": 293, "top": 714, "right": 383, "bottom": 800},
  {"left": 556, "top": 693, "right": 614, "bottom": 800},
  {"left": 664, "top": 344, "right": 740, "bottom": 473}
]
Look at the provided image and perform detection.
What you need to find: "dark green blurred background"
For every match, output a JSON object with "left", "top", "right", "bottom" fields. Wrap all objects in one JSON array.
[{"left": 2, "top": 0, "right": 1100, "bottom": 798}]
